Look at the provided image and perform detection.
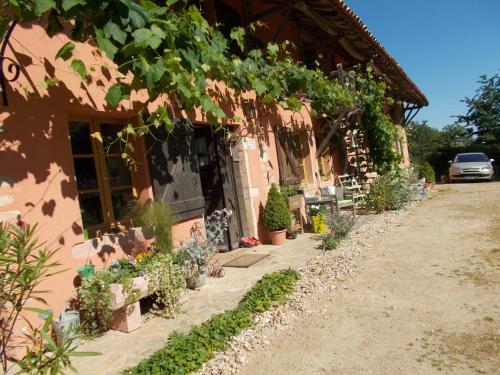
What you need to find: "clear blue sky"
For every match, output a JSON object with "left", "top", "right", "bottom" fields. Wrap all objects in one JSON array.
[{"left": 345, "top": 0, "right": 500, "bottom": 129}]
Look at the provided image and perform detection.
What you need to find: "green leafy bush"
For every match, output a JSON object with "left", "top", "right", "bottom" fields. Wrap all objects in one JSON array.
[
  {"left": 138, "top": 253, "right": 185, "bottom": 316},
  {"left": 308, "top": 204, "right": 327, "bottom": 217},
  {"left": 279, "top": 185, "right": 301, "bottom": 198},
  {"left": 421, "top": 162, "right": 435, "bottom": 183},
  {"left": 79, "top": 252, "right": 185, "bottom": 335},
  {"left": 125, "top": 269, "right": 300, "bottom": 375},
  {"left": 78, "top": 270, "right": 114, "bottom": 336},
  {"left": 366, "top": 173, "right": 412, "bottom": 213},
  {"left": 262, "top": 184, "right": 291, "bottom": 231},
  {"left": 328, "top": 214, "right": 355, "bottom": 239},
  {"left": 322, "top": 234, "right": 340, "bottom": 251}
]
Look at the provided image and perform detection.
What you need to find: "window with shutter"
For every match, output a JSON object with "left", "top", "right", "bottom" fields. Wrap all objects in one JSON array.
[
  {"left": 275, "top": 126, "right": 305, "bottom": 186},
  {"left": 147, "top": 119, "right": 206, "bottom": 221}
]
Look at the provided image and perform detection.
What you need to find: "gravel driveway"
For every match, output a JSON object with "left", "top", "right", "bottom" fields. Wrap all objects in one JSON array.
[{"left": 221, "top": 183, "right": 500, "bottom": 375}]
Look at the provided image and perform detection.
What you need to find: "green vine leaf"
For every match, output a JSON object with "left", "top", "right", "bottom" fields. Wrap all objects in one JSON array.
[
  {"left": 70, "top": 59, "right": 87, "bottom": 80},
  {"left": 55, "top": 42, "right": 75, "bottom": 61},
  {"left": 103, "top": 21, "right": 128, "bottom": 45},
  {"left": 38, "top": 77, "right": 60, "bottom": 89},
  {"left": 34, "top": 0, "right": 55, "bottom": 16},
  {"left": 61, "top": 0, "right": 85, "bottom": 11},
  {"left": 230, "top": 27, "right": 245, "bottom": 52},
  {"left": 148, "top": 107, "right": 173, "bottom": 131},
  {"left": 105, "top": 83, "right": 131, "bottom": 107},
  {"left": 95, "top": 28, "right": 118, "bottom": 60}
]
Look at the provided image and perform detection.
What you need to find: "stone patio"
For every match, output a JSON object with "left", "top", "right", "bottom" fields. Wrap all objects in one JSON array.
[{"left": 71, "top": 233, "right": 324, "bottom": 374}]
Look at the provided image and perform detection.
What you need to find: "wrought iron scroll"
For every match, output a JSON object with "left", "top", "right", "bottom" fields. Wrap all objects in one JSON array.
[{"left": 0, "top": 21, "right": 20, "bottom": 106}]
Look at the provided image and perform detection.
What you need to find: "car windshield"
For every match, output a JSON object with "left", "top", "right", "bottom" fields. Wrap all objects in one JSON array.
[{"left": 455, "top": 154, "right": 489, "bottom": 163}]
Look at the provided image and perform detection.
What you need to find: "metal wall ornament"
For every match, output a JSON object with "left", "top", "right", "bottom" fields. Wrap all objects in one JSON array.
[{"left": 0, "top": 21, "right": 20, "bottom": 107}]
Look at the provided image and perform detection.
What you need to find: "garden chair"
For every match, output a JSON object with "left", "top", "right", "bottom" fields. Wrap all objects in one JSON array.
[
  {"left": 304, "top": 191, "right": 335, "bottom": 224},
  {"left": 319, "top": 186, "right": 356, "bottom": 217},
  {"left": 337, "top": 174, "right": 366, "bottom": 206}
]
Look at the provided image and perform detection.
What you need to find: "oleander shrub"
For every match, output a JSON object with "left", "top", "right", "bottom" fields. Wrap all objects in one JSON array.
[{"left": 0, "top": 223, "right": 98, "bottom": 373}]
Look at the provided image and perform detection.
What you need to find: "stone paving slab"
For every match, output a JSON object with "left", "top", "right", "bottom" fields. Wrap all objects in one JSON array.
[{"left": 71, "top": 233, "right": 324, "bottom": 374}]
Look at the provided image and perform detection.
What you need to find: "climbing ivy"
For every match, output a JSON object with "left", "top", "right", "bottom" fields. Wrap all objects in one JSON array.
[
  {"left": 356, "top": 69, "right": 403, "bottom": 172},
  {"left": 1, "top": 0, "right": 403, "bottom": 171}
]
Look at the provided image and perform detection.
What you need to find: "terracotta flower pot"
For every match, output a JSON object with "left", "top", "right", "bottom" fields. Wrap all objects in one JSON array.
[{"left": 268, "top": 229, "right": 287, "bottom": 245}]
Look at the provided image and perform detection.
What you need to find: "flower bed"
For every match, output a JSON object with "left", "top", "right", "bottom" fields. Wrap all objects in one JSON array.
[
  {"left": 124, "top": 269, "right": 300, "bottom": 375},
  {"left": 78, "top": 253, "right": 185, "bottom": 336}
]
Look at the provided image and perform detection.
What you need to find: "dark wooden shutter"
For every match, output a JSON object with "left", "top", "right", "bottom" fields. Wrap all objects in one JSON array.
[
  {"left": 275, "top": 125, "right": 303, "bottom": 186},
  {"left": 214, "top": 135, "right": 243, "bottom": 250},
  {"left": 147, "top": 119, "right": 205, "bottom": 221}
]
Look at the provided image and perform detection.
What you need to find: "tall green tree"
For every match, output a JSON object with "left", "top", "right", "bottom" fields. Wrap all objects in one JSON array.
[
  {"left": 440, "top": 124, "right": 472, "bottom": 148},
  {"left": 406, "top": 120, "right": 442, "bottom": 164},
  {"left": 455, "top": 74, "right": 500, "bottom": 144}
]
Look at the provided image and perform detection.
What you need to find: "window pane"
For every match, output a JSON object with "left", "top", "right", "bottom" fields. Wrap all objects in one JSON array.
[
  {"left": 79, "top": 192, "right": 104, "bottom": 227},
  {"left": 101, "top": 123, "right": 124, "bottom": 154},
  {"left": 111, "top": 188, "right": 133, "bottom": 220},
  {"left": 73, "top": 157, "right": 99, "bottom": 190},
  {"left": 106, "top": 156, "right": 131, "bottom": 187},
  {"left": 69, "top": 121, "right": 93, "bottom": 154}
]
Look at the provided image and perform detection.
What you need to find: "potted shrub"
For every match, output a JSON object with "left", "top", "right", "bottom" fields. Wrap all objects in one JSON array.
[
  {"left": 308, "top": 205, "right": 327, "bottom": 233},
  {"left": 263, "top": 184, "right": 291, "bottom": 245},
  {"left": 421, "top": 162, "right": 435, "bottom": 189},
  {"left": 173, "top": 237, "right": 215, "bottom": 289}
]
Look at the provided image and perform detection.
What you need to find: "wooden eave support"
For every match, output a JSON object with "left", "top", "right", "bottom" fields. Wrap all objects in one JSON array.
[{"left": 403, "top": 103, "right": 422, "bottom": 125}]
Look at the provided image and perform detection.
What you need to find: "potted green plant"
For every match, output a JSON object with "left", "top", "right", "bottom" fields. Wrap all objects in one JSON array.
[
  {"left": 173, "top": 237, "right": 215, "bottom": 289},
  {"left": 308, "top": 205, "right": 327, "bottom": 233},
  {"left": 263, "top": 184, "right": 291, "bottom": 245},
  {"left": 421, "top": 162, "right": 435, "bottom": 189}
]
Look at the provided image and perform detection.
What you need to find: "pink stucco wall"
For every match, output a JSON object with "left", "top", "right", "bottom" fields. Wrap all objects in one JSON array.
[{"left": 0, "top": 22, "right": 321, "bottom": 318}]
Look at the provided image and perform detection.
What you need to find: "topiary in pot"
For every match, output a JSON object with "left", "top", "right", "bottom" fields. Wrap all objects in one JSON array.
[
  {"left": 263, "top": 184, "right": 291, "bottom": 245},
  {"left": 421, "top": 161, "right": 435, "bottom": 187}
]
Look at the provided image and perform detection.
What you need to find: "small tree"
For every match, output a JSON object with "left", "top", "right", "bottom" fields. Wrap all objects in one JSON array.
[
  {"left": 0, "top": 223, "right": 97, "bottom": 373},
  {"left": 262, "top": 184, "right": 291, "bottom": 232},
  {"left": 455, "top": 74, "right": 500, "bottom": 144}
]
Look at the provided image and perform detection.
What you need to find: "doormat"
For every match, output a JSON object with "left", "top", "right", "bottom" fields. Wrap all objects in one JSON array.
[{"left": 222, "top": 254, "right": 270, "bottom": 268}]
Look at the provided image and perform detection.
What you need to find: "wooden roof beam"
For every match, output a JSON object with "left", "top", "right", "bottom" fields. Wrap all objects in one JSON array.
[
  {"left": 293, "top": 1, "right": 365, "bottom": 62},
  {"left": 249, "top": 1, "right": 300, "bottom": 23}
]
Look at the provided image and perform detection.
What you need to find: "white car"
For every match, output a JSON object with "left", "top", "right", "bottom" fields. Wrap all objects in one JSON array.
[{"left": 448, "top": 153, "right": 495, "bottom": 182}]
